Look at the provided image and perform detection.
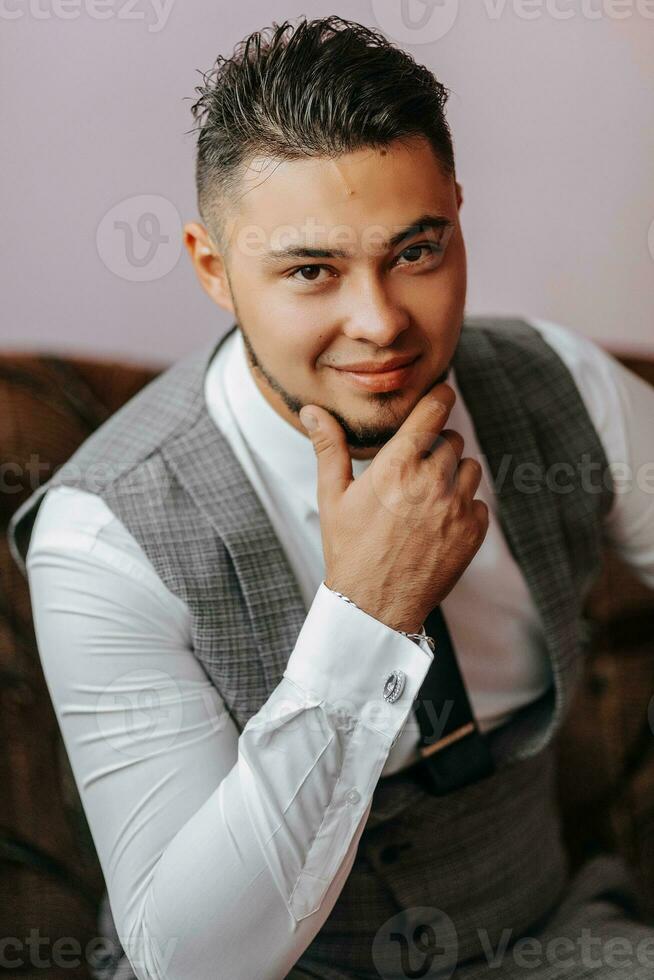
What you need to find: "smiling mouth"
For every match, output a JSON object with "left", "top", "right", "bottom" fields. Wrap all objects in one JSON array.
[
  {"left": 331, "top": 354, "right": 420, "bottom": 373},
  {"left": 330, "top": 355, "right": 422, "bottom": 392}
]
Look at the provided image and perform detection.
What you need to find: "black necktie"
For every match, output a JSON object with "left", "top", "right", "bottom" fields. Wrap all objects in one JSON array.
[{"left": 413, "top": 604, "right": 496, "bottom": 795}]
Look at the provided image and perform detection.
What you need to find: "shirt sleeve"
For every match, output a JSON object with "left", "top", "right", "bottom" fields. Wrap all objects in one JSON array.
[
  {"left": 25, "top": 486, "right": 433, "bottom": 980},
  {"left": 528, "top": 318, "right": 654, "bottom": 589}
]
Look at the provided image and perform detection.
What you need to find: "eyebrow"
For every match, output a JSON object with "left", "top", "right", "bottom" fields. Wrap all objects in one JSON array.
[{"left": 260, "top": 212, "right": 454, "bottom": 265}]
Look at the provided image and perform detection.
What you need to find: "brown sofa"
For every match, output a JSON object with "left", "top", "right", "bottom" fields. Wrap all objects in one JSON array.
[{"left": 1, "top": 345, "right": 653, "bottom": 979}]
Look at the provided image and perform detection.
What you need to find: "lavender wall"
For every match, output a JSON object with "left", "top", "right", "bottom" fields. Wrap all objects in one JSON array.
[{"left": 2, "top": 0, "right": 653, "bottom": 365}]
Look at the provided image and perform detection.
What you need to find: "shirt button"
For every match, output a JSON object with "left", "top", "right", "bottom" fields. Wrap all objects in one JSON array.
[
  {"left": 344, "top": 789, "right": 361, "bottom": 806},
  {"left": 383, "top": 669, "right": 406, "bottom": 703}
]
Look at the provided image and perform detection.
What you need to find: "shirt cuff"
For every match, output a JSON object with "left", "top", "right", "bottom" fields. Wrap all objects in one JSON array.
[{"left": 283, "top": 580, "right": 434, "bottom": 742}]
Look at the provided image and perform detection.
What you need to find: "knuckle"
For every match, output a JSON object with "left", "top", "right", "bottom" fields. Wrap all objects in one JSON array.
[
  {"left": 460, "top": 455, "right": 478, "bottom": 475},
  {"left": 312, "top": 435, "right": 335, "bottom": 456},
  {"left": 468, "top": 520, "right": 485, "bottom": 547},
  {"left": 452, "top": 429, "right": 465, "bottom": 453},
  {"left": 475, "top": 500, "right": 490, "bottom": 529},
  {"left": 435, "top": 430, "right": 463, "bottom": 462}
]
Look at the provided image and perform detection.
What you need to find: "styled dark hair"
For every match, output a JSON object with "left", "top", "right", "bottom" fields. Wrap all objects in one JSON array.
[{"left": 188, "top": 14, "right": 456, "bottom": 254}]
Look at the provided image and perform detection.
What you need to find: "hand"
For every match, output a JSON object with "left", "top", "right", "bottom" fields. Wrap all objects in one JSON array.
[{"left": 299, "top": 383, "right": 489, "bottom": 634}]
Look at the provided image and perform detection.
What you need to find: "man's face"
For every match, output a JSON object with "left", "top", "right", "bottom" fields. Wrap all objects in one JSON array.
[{"left": 185, "top": 135, "right": 467, "bottom": 460}]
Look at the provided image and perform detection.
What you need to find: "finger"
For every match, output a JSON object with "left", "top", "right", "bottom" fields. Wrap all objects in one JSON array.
[
  {"left": 299, "top": 404, "right": 354, "bottom": 505},
  {"left": 430, "top": 427, "right": 465, "bottom": 474},
  {"left": 455, "top": 457, "right": 484, "bottom": 499},
  {"left": 471, "top": 498, "right": 490, "bottom": 539},
  {"left": 380, "top": 382, "right": 457, "bottom": 463}
]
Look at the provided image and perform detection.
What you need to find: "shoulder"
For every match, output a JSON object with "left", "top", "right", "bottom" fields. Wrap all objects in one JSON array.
[
  {"left": 468, "top": 314, "right": 617, "bottom": 383},
  {"left": 526, "top": 317, "right": 619, "bottom": 385},
  {"left": 524, "top": 319, "right": 654, "bottom": 508},
  {"left": 28, "top": 486, "right": 185, "bottom": 613},
  {"left": 460, "top": 314, "right": 621, "bottom": 427},
  {"left": 29, "top": 485, "right": 117, "bottom": 560},
  {"left": 462, "top": 315, "right": 641, "bottom": 472},
  {"left": 525, "top": 317, "right": 630, "bottom": 469}
]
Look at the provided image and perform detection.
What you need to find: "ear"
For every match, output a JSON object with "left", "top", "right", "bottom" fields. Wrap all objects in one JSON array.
[
  {"left": 455, "top": 181, "right": 463, "bottom": 210},
  {"left": 183, "top": 221, "right": 234, "bottom": 315}
]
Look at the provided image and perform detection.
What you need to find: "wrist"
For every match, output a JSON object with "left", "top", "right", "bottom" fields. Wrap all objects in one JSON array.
[{"left": 323, "top": 583, "right": 435, "bottom": 652}]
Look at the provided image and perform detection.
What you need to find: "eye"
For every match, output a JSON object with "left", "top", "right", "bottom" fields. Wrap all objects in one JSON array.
[
  {"left": 286, "top": 265, "right": 334, "bottom": 284},
  {"left": 395, "top": 242, "right": 445, "bottom": 267},
  {"left": 284, "top": 241, "right": 445, "bottom": 285}
]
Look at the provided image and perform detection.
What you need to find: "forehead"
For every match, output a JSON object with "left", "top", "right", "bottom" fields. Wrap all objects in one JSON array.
[{"left": 228, "top": 136, "right": 455, "bottom": 251}]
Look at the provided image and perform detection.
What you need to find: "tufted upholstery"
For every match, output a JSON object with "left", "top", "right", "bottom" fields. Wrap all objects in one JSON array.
[{"left": 1, "top": 346, "right": 653, "bottom": 978}]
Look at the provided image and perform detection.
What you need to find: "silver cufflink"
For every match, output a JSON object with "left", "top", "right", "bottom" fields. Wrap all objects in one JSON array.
[{"left": 383, "top": 669, "right": 406, "bottom": 703}]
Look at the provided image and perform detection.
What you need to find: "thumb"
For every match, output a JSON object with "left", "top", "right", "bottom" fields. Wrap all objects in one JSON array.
[{"left": 299, "top": 404, "right": 353, "bottom": 501}]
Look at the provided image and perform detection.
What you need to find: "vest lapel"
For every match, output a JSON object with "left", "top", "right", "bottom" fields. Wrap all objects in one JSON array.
[
  {"left": 453, "top": 322, "right": 582, "bottom": 755},
  {"left": 161, "top": 325, "right": 309, "bottom": 700}
]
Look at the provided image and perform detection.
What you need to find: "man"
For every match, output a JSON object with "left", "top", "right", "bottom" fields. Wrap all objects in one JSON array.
[{"left": 8, "top": 14, "right": 654, "bottom": 980}]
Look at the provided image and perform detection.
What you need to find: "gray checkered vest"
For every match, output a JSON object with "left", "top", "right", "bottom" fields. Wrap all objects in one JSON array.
[{"left": 7, "top": 317, "right": 618, "bottom": 976}]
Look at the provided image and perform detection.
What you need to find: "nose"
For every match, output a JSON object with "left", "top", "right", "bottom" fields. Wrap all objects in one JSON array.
[{"left": 340, "top": 274, "right": 411, "bottom": 348}]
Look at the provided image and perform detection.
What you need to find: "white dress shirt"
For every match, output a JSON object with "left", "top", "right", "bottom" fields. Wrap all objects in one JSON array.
[{"left": 25, "top": 318, "right": 654, "bottom": 980}]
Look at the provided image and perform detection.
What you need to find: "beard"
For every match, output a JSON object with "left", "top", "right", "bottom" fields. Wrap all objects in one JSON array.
[{"left": 233, "top": 297, "right": 454, "bottom": 451}]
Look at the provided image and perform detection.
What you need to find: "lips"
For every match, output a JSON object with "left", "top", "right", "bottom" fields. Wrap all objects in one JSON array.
[
  {"left": 332, "top": 354, "right": 420, "bottom": 373},
  {"left": 332, "top": 355, "right": 421, "bottom": 392}
]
